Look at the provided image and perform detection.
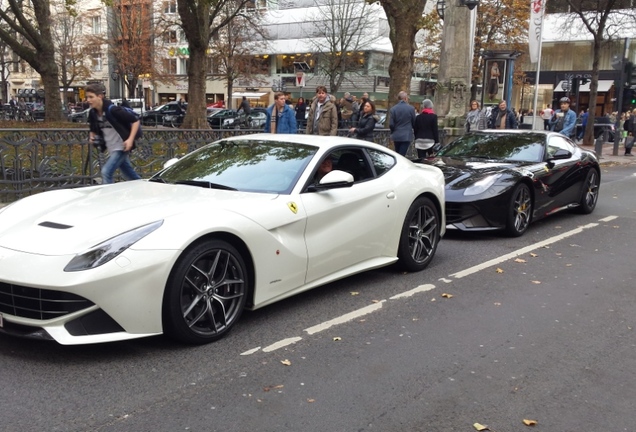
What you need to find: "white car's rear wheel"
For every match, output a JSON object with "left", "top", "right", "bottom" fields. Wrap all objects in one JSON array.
[
  {"left": 398, "top": 197, "right": 440, "bottom": 272},
  {"left": 163, "top": 239, "right": 248, "bottom": 344}
]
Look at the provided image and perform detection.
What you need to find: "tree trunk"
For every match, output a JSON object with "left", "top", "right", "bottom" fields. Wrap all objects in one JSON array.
[
  {"left": 39, "top": 51, "right": 63, "bottom": 122},
  {"left": 227, "top": 72, "right": 234, "bottom": 109},
  {"left": 377, "top": 0, "right": 424, "bottom": 110}
]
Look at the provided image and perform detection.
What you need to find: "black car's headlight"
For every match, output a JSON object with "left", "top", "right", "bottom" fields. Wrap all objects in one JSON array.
[
  {"left": 464, "top": 174, "right": 503, "bottom": 196},
  {"left": 64, "top": 220, "right": 163, "bottom": 272}
]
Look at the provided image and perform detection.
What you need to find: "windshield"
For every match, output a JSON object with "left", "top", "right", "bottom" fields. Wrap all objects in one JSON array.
[
  {"left": 152, "top": 139, "right": 318, "bottom": 194},
  {"left": 438, "top": 132, "right": 545, "bottom": 162}
]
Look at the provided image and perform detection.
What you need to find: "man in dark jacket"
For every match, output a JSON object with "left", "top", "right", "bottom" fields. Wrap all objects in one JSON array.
[
  {"left": 488, "top": 100, "right": 518, "bottom": 129},
  {"left": 86, "top": 83, "right": 141, "bottom": 184},
  {"left": 389, "top": 91, "right": 416, "bottom": 156},
  {"left": 237, "top": 96, "right": 251, "bottom": 115},
  {"left": 414, "top": 99, "right": 439, "bottom": 159}
]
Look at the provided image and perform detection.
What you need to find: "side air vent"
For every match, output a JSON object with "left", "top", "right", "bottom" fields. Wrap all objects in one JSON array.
[{"left": 38, "top": 221, "right": 73, "bottom": 229}]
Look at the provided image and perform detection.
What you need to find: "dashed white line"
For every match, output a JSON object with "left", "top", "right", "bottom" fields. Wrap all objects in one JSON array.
[
  {"left": 304, "top": 301, "right": 385, "bottom": 335},
  {"left": 240, "top": 347, "right": 261, "bottom": 356},
  {"left": 262, "top": 337, "right": 303, "bottom": 353},
  {"left": 599, "top": 215, "right": 618, "bottom": 222},
  {"left": 389, "top": 284, "right": 435, "bottom": 300}
]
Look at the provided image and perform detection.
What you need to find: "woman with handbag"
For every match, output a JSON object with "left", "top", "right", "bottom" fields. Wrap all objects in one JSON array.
[{"left": 413, "top": 99, "right": 439, "bottom": 159}]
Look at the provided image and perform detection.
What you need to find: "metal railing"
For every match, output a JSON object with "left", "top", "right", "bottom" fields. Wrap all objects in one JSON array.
[{"left": 0, "top": 127, "right": 396, "bottom": 203}]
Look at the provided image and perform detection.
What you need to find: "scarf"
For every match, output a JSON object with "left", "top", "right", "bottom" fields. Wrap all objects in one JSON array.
[{"left": 421, "top": 108, "right": 435, "bottom": 114}]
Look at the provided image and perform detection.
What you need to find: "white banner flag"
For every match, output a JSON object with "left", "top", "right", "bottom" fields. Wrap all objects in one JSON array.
[{"left": 529, "top": 0, "right": 545, "bottom": 64}]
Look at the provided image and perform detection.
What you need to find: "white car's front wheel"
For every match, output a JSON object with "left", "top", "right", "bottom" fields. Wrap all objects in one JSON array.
[
  {"left": 163, "top": 239, "right": 248, "bottom": 344},
  {"left": 398, "top": 197, "right": 440, "bottom": 272}
]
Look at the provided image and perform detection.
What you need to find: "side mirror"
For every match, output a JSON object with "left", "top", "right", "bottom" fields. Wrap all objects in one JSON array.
[
  {"left": 316, "top": 170, "right": 354, "bottom": 189},
  {"left": 547, "top": 149, "right": 572, "bottom": 161}
]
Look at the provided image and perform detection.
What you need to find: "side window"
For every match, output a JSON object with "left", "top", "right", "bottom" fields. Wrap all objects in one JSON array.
[
  {"left": 547, "top": 136, "right": 575, "bottom": 158},
  {"left": 332, "top": 148, "right": 372, "bottom": 182},
  {"left": 367, "top": 149, "right": 396, "bottom": 177}
]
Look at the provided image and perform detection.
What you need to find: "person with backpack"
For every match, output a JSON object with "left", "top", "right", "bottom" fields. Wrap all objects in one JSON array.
[
  {"left": 549, "top": 97, "right": 576, "bottom": 138},
  {"left": 86, "top": 83, "right": 142, "bottom": 184}
]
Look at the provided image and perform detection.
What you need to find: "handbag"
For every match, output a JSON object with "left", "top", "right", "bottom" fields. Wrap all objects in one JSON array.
[{"left": 625, "top": 136, "right": 635, "bottom": 150}]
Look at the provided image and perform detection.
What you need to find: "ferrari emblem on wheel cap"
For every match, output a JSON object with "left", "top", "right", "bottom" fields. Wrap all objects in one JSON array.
[{"left": 287, "top": 202, "right": 298, "bottom": 214}]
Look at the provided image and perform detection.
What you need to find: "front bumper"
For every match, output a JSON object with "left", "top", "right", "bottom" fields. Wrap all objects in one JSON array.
[{"left": 0, "top": 246, "right": 178, "bottom": 345}]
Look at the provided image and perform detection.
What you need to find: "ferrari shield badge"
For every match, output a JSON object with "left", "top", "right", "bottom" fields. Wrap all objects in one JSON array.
[{"left": 287, "top": 202, "right": 298, "bottom": 214}]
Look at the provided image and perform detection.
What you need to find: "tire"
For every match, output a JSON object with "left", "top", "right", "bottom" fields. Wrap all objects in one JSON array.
[
  {"left": 397, "top": 197, "right": 440, "bottom": 272},
  {"left": 163, "top": 239, "right": 249, "bottom": 344},
  {"left": 575, "top": 168, "right": 600, "bottom": 214},
  {"left": 146, "top": 117, "right": 157, "bottom": 127},
  {"left": 505, "top": 183, "right": 532, "bottom": 237}
]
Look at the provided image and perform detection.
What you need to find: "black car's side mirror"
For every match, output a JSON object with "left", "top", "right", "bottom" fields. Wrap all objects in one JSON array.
[{"left": 547, "top": 149, "right": 572, "bottom": 161}]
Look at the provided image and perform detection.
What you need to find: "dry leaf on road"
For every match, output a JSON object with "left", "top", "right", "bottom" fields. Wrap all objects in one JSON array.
[
  {"left": 522, "top": 419, "right": 538, "bottom": 426},
  {"left": 280, "top": 359, "right": 292, "bottom": 366},
  {"left": 333, "top": 337, "right": 342, "bottom": 341},
  {"left": 307, "top": 398, "right": 316, "bottom": 403},
  {"left": 514, "top": 258, "right": 527, "bottom": 263},
  {"left": 350, "top": 292, "right": 359, "bottom": 296},
  {"left": 441, "top": 293, "right": 453, "bottom": 298},
  {"left": 496, "top": 268, "right": 504, "bottom": 273},
  {"left": 473, "top": 423, "right": 489, "bottom": 431},
  {"left": 530, "top": 252, "right": 538, "bottom": 257},
  {"left": 531, "top": 280, "right": 541, "bottom": 284},
  {"left": 263, "top": 385, "right": 284, "bottom": 392}
]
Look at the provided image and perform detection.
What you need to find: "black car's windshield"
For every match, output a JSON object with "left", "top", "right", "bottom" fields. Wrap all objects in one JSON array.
[
  {"left": 437, "top": 132, "right": 545, "bottom": 162},
  {"left": 151, "top": 140, "right": 317, "bottom": 194}
]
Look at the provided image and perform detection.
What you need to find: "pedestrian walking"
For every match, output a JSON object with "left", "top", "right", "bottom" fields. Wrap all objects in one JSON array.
[
  {"left": 86, "top": 83, "right": 142, "bottom": 184},
  {"left": 548, "top": 97, "right": 576, "bottom": 138},
  {"left": 264, "top": 92, "right": 297, "bottom": 134},
  {"left": 625, "top": 108, "right": 636, "bottom": 156},
  {"left": 237, "top": 96, "right": 251, "bottom": 115},
  {"left": 414, "top": 99, "right": 439, "bottom": 159},
  {"left": 295, "top": 97, "right": 307, "bottom": 130},
  {"left": 540, "top": 104, "right": 554, "bottom": 130},
  {"left": 306, "top": 86, "right": 338, "bottom": 136},
  {"left": 389, "top": 91, "right": 416, "bottom": 156}
]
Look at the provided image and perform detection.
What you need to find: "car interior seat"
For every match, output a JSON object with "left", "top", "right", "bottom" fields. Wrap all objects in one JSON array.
[{"left": 336, "top": 152, "right": 363, "bottom": 181}]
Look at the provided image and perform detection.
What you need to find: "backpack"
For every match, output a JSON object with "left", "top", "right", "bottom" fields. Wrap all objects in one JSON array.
[{"left": 106, "top": 104, "right": 143, "bottom": 140}]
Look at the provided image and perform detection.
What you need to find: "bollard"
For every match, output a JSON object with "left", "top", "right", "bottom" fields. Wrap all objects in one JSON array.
[
  {"left": 594, "top": 135, "right": 604, "bottom": 158},
  {"left": 612, "top": 128, "right": 620, "bottom": 156}
]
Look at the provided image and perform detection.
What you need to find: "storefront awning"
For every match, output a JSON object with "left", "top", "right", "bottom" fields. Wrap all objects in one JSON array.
[
  {"left": 231, "top": 92, "right": 266, "bottom": 99},
  {"left": 553, "top": 79, "right": 613, "bottom": 93}
]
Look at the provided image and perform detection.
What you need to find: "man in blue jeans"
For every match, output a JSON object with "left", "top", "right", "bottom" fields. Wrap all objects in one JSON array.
[
  {"left": 86, "top": 83, "right": 141, "bottom": 184},
  {"left": 389, "top": 91, "right": 416, "bottom": 156}
]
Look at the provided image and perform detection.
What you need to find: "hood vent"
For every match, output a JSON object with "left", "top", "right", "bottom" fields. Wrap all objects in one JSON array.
[{"left": 38, "top": 221, "right": 73, "bottom": 229}]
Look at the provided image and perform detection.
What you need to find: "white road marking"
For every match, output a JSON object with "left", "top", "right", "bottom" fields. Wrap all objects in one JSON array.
[
  {"left": 390, "top": 284, "right": 435, "bottom": 299},
  {"left": 262, "top": 337, "right": 303, "bottom": 353},
  {"left": 598, "top": 215, "right": 618, "bottom": 222},
  {"left": 304, "top": 301, "right": 385, "bottom": 335},
  {"left": 449, "top": 223, "right": 599, "bottom": 279},
  {"left": 240, "top": 347, "right": 261, "bottom": 356},
  {"left": 438, "top": 277, "right": 453, "bottom": 283}
]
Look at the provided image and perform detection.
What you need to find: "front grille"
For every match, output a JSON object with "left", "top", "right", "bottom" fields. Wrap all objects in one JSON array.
[
  {"left": 445, "top": 202, "right": 478, "bottom": 224},
  {"left": 0, "top": 282, "right": 94, "bottom": 320}
]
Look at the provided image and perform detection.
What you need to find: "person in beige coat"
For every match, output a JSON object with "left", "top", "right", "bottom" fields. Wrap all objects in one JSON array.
[{"left": 306, "top": 86, "right": 338, "bottom": 136}]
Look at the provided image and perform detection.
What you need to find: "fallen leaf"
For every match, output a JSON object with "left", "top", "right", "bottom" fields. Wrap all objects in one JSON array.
[
  {"left": 333, "top": 337, "right": 342, "bottom": 341},
  {"left": 566, "top": 263, "right": 572, "bottom": 267},
  {"left": 531, "top": 280, "right": 541, "bottom": 284},
  {"left": 307, "top": 398, "right": 315, "bottom": 403},
  {"left": 523, "top": 419, "right": 538, "bottom": 426},
  {"left": 371, "top": 299, "right": 380, "bottom": 303},
  {"left": 530, "top": 252, "right": 538, "bottom": 257},
  {"left": 613, "top": 225, "right": 620, "bottom": 228},
  {"left": 431, "top": 298, "right": 436, "bottom": 302},
  {"left": 494, "top": 302, "right": 501, "bottom": 306},
  {"left": 514, "top": 258, "right": 527, "bottom": 263},
  {"left": 555, "top": 225, "right": 562, "bottom": 229},
  {"left": 555, "top": 252, "right": 562, "bottom": 256},
  {"left": 441, "top": 293, "right": 454, "bottom": 298},
  {"left": 496, "top": 268, "right": 504, "bottom": 273},
  {"left": 412, "top": 318, "right": 419, "bottom": 321},
  {"left": 473, "top": 423, "right": 489, "bottom": 431},
  {"left": 350, "top": 291, "right": 359, "bottom": 296},
  {"left": 280, "top": 359, "right": 292, "bottom": 366}
]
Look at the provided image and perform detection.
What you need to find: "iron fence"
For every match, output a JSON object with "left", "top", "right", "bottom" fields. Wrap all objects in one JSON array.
[{"left": 0, "top": 127, "right": 398, "bottom": 203}]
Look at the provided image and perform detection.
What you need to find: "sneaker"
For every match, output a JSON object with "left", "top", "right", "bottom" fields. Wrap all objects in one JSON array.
[{"left": 625, "top": 153, "right": 634, "bottom": 157}]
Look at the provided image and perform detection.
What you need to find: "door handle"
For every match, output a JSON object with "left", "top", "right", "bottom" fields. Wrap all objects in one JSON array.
[{"left": 386, "top": 191, "right": 396, "bottom": 199}]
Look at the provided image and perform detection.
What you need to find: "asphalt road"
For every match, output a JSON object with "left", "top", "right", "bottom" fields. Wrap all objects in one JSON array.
[{"left": 1, "top": 165, "right": 636, "bottom": 432}]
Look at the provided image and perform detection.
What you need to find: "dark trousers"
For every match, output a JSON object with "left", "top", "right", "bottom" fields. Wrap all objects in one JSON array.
[
  {"left": 394, "top": 141, "right": 411, "bottom": 156},
  {"left": 543, "top": 119, "right": 551, "bottom": 130}
]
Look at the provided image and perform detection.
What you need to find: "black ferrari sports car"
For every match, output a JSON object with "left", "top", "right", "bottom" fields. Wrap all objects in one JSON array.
[{"left": 428, "top": 130, "right": 600, "bottom": 236}]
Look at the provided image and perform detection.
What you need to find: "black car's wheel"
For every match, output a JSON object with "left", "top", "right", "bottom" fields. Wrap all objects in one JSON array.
[
  {"left": 398, "top": 197, "right": 440, "bottom": 272},
  {"left": 576, "top": 168, "right": 600, "bottom": 214},
  {"left": 144, "top": 117, "right": 157, "bottom": 127},
  {"left": 505, "top": 183, "right": 532, "bottom": 237},
  {"left": 163, "top": 239, "right": 248, "bottom": 344}
]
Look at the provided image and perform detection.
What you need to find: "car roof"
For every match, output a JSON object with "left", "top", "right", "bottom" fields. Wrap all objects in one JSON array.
[{"left": 221, "top": 133, "right": 394, "bottom": 152}]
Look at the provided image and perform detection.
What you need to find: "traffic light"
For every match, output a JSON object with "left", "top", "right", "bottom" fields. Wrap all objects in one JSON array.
[{"left": 625, "top": 61, "right": 636, "bottom": 87}]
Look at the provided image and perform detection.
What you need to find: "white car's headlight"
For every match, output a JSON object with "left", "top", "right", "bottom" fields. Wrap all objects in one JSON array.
[
  {"left": 464, "top": 174, "right": 502, "bottom": 196},
  {"left": 64, "top": 220, "right": 163, "bottom": 272}
]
